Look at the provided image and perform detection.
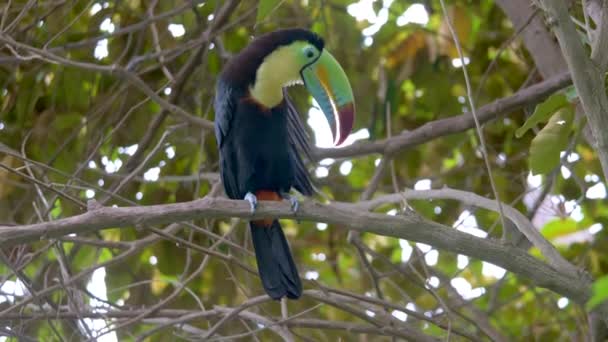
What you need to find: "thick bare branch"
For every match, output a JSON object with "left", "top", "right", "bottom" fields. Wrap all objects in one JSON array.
[
  {"left": 539, "top": 0, "right": 608, "bottom": 182},
  {"left": 0, "top": 196, "right": 595, "bottom": 309},
  {"left": 361, "top": 188, "right": 578, "bottom": 276},
  {"left": 0, "top": 307, "right": 435, "bottom": 340},
  {"left": 496, "top": 0, "right": 568, "bottom": 77},
  {"left": 590, "top": 0, "right": 608, "bottom": 71},
  {"left": 314, "top": 71, "right": 572, "bottom": 160}
]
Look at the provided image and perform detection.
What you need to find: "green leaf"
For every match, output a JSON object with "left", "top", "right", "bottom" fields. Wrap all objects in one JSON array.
[
  {"left": 529, "top": 107, "right": 574, "bottom": 175},
  {"left": 15, "top": 73, "right": 42, "bottom": 122},
  {"left": 50, "top": 199, "right": 62, "bottom": 219},
  {"left": 540, "top": 218, "right": 579, "bottom": 241},
  {"left": 256, "top": 0, "right": 282, "bottom": 24},
  {"left": 586, "top": 275, "right": 608, "bottom": 310},
  {"left": 516, "top": 93, "right": 568, "bottom": 138},
  {"left": 73, "top": 246, "right": 98, "bottom": 270}
]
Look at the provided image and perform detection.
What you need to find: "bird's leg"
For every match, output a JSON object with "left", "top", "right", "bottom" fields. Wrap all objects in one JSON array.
[
  {"left": 244, "top": 192, "right": 258, "bottom": 213},
  {"left": 281, "top": 296, "right": 288, "bottom": 318},
  {"left": 280, "top": 192, "right": 299, "bottom": 212}
]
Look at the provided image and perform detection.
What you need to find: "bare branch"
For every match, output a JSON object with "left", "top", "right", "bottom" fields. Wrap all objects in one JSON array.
[
  {"left": 495, "top": 0, "right": 568, "bottom": 78},
  {"left": 314, "top": 71, "right": 572, "bottom": 160},
  {"left": 361, "top": 188, "right": 578, "bottom": 276},
  {"left": 538, "top": 0, "right": 608, "bottom": 182},
  {"left": 0, "top": 195, "right": 596, "bottom": 309}
]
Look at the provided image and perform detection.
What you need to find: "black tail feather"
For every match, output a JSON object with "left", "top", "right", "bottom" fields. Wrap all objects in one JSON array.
[{"left": 250, "top": 220, "right": 302, "bottom": 300}]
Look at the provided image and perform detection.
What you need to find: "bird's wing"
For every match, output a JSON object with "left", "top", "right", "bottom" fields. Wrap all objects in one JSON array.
[
  {"left": 214, "top": 79, "right": 235, "bottom": 149},
  {"left": 214, "top": 79, "right": 240, "bottom": 199},
  {"left": 284, "top": 89, "right": 316, "bottom": 196}
]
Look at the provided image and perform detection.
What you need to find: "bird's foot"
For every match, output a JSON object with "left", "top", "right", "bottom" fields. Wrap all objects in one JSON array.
[
  {"left": 244, "top": 192, "right": 258, "bottom": 213},
  {"left": 280, "top": 192, "right": 299, "bottom": 213}
]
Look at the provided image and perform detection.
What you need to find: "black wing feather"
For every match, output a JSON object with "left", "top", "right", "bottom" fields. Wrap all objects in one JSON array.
[
  {"left": 284, "top": 89, "right": 315, "bottom": 196},
  {"left": 214, "top": 79, "right": 240, "bottom": 199},
  {"left": 214, "top": 79, "right": 234, "bottom": 149},
  {"left": 284, "top": 90, "right": 314, "bottom": 161}
]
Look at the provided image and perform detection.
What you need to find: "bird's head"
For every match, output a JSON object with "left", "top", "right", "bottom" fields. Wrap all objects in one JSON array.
[{"left": 231, "top": 29, "right": 355, "bottom": 146}]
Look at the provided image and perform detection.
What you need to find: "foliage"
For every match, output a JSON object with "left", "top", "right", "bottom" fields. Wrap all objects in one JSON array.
[
  {"left": 257, "top": 0, "right": 283, "bottom": 23},
  {"left": 515, "top": 93, "right": 569, "bottom": 138},
  {"left": 588, "top": 275, "right": 608, "bottom": 310},
  {"left": 528, "top": 107, "right": 574, "bottom": 175},
  {"left": 0, "top": 0, "right": 607, "bottom": 341}
]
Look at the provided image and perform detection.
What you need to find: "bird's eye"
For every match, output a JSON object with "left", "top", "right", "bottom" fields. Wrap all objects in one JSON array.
[{"left": 305, "top": 48, "right": 315, "bottom": 59}]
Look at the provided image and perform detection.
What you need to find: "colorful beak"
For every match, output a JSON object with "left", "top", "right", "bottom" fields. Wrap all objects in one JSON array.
[{"left": 301, "top": 50, "right": 355, "bottom": 146}]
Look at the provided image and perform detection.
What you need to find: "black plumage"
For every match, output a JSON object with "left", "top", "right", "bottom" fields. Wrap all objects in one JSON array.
[{"left": 214, "top": 29, "right": 321, "bottom": 299}]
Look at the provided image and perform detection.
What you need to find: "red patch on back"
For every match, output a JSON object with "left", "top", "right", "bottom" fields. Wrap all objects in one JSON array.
[
  {"left": 255, "top": 190, "right": 281, "bottom": 201},
  {"left": 252, "top": 190, "right": 281, "bottom": 227}
]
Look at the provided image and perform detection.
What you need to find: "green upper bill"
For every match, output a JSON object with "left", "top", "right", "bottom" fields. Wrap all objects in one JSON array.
[{"left": 301, "top": 50, "right": 355, "bottom": 146}]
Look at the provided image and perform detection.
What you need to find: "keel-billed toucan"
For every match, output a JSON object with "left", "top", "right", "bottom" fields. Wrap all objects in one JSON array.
[{"left": 214, "top": 29, "right": 355, "bottom": 300}]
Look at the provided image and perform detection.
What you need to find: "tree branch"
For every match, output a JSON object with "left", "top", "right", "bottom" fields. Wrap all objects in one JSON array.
[
  {"left": 0, "top": 196, "right": 595, "bottom": 310},
  {"left": 360, "top": 188, "right": 578, "bottom": 277},
  {"left": 589, "top": 0, "right": 608, "bottom": 71},
  {"left": 0, "top": 33, "right": 214, "bottom": 130},
  {"left": 0, "top": 308, "right": 435, "bottom": 340},
  {"left": 313, "top": 71, "right": 572, "bottom": 160},
  {"left": 539, "top": 0, "right": 608, "bottom": 182},
  {"left": 495, "top": 0, "right": 568, "bottom": 78},
  {"left": 2, "top": 25, "right": 570, "bottom": 164}
]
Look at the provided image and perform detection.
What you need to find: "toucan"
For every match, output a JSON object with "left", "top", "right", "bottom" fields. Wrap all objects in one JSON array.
[{"left": 214, "top": 29, "right": 355, "bottom": 300}]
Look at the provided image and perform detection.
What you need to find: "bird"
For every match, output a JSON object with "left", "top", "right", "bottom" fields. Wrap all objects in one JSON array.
[{"left": 214, "top": 28, "right": 355, "bottom": 300}]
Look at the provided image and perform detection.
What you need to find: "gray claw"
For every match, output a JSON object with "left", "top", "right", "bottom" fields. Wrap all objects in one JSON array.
[
  {"left": 281, "top": 192, "right": 299, "bottom": 213},
  {"left": 289, "top": 196, "right": 299, "bottom": 212},
  {"left": 244, "top": 192, "right": 258, "bottom": 213}
]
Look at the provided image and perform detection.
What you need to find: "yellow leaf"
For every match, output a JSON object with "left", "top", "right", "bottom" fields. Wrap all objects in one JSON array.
[
  {"left": 151, "top": 268, "right": 168, "bottom": 295},
  {"left": 387, "top": 31, "right": 428, "bottom": 68},
  {"left": 438, "top": 6, "right": 471, "bottom": 58},
  {"left": 101, "top": 228, "right": 122, "bottom": 242}
]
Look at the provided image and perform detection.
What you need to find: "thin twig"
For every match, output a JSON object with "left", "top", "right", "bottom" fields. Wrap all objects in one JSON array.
[{"left": 438, "top": 0, "right": 510, "bottom": 241}]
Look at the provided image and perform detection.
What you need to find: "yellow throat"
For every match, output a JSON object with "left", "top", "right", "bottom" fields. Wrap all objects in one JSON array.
[{"left": 249, "top": 44, "right": 305, "bottom": 108}]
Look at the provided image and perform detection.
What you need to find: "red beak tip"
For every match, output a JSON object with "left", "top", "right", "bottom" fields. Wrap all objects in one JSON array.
[
  {"left": 334, "top": 103, "right": 355, "bottom": 147},
  {"left": 334, "top": 133, "right": 348, "bottom": 146}
]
